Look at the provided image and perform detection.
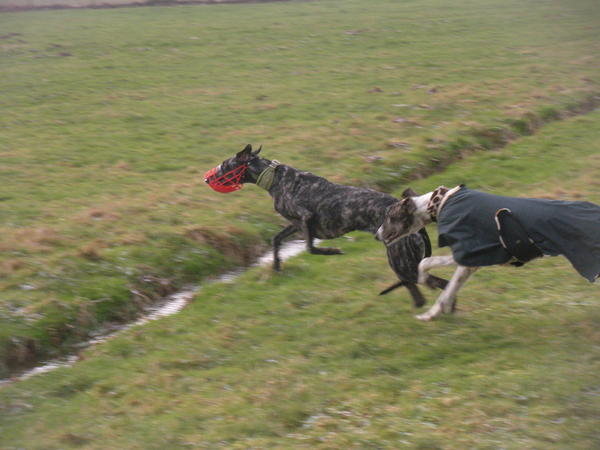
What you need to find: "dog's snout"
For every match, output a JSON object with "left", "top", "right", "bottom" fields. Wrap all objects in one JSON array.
[{"left": 375, "top": 226, "right": 383, "bottom": 241}]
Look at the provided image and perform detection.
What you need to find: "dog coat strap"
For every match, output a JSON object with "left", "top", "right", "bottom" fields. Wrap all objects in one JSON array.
[
  {"left": 255, "top": 160, "right": 280, "bottom": 191},
  {"left": 495, "top": 208, "right": 544, "bottom": 266}
]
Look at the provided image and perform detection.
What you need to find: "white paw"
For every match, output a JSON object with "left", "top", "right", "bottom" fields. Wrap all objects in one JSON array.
[
  {"left": 416, "top": 304, "right": 441, "bottom": 321},
  {"left": 416, "top": 312, "right": 434, "bottom": 321}
]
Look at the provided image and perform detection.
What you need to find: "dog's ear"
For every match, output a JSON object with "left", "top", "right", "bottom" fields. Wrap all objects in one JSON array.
[
  {"left": 252, "top": 145, "right": 262, "bottom": 157},
  {"left": 401, "top": 188, "right": 418, "bottom": 198},
  {"left": 236, "top": 144, "right": 253, "bottom": 161},
  {"left": 400, "top": 197, "right": 417, "bottom": 214}
]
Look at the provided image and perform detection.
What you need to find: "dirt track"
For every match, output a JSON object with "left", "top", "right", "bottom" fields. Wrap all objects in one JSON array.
[{"left": 0, "top": 0, "right": 296, "bottom": 13}]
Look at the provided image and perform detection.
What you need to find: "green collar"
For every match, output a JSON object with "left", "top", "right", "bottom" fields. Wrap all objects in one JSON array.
[{"left": 255, "top": 160, "right": 280, "bottom": 191}]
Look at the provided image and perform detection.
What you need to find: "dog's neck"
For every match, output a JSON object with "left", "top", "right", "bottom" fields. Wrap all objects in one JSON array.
[
  {"left": 247, "top": 158, "right": 280, "bottom": 190},
  {"left": 412, "top": 191, "right": 435, "bottom": 225}
]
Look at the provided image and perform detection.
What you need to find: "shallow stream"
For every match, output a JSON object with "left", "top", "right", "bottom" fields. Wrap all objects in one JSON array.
[{"left": 1, "top": 240, "right": 309, "bottom": 386}]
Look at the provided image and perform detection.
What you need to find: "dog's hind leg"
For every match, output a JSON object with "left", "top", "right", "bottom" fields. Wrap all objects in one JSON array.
[
  {"left": 416, "top": 265, "right": 477, "bottom": 321},
  {"left": 272, "top": 224, "right": 298, "bottom": 271},
  {"left": 416, "top": 257, "right": 455, "bottom": 309},
  {"left": 405, "top": 283, "right": 426, "bottom": 308},
  {"left": 379, "top": 281, "right": 427, "bottom": 308},
  {"left": 299, "top": 212, "right": 343, "bottom": 256}
]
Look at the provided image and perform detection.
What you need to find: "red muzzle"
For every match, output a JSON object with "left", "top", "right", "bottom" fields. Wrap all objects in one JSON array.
[{"left": 204, "top": 164, "right": 248, "bottom": 193}]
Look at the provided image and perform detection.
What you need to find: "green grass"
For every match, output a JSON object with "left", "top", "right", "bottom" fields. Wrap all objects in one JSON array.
[
  {"left": 1, "top": 111, "right": 599, "bottom": 448},
  {"left": 0, "top": 0, "right": 249, "bottom": 8},
  {"left": 1, "top": 0, "right": 599, "bottom": 375}
]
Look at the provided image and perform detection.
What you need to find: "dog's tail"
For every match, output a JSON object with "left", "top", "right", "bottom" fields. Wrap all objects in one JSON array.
[
  {"left": 379, "top": 281, "right": 405, "bottom": 296},
  {"left": 380, "top": 281, "right": 427, "bottom": 308}
]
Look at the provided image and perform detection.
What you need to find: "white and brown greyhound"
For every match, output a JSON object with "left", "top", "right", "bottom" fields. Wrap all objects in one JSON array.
[{"left": 376, "top": 185, "right": 600, "bottom": 321}]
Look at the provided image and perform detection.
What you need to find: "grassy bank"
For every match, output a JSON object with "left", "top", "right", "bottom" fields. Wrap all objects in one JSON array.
[
  {"left": 1, "top": 109, "right": 599, "bottom": 448},
  {"left": 1, "top": 0, "right": 599, "bottom": 375}
]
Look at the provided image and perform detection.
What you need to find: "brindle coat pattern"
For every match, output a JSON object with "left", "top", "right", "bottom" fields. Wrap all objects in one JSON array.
[
  {"left": 206, "top": 145, "right": 448, "bottom": 307},
  {"left": 378, "top": 199, "right": 417, "bottom": 247}
]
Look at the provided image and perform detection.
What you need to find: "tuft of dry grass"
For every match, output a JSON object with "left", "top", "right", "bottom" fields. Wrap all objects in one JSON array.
[
  {"left": 77, "top": 240, "right": 107, "bottom": 260},
  {"left": 1, "top": 259, "right": 25, "bottom": 273},
  {"left": 0, "top": 228, "right": 64, "bottom": 253},
  {"left": 75, "top": 208, "right": 121, "bottom": 223}
]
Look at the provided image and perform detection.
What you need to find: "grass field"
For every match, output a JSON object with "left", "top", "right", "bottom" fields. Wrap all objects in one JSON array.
[
  {"left": 2, "top": 0, "right": 599, "bottom": 376},
  {"left": 1, "top": 108, "right": 599, "bottom": 448},
  {"left": 0, "top": 0, "right": 263, "bottom": 12}
]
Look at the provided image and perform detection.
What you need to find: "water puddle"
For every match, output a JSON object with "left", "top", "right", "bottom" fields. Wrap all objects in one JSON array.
[{"left": 1, "top": 240, "right": 309, "bottom": 386}]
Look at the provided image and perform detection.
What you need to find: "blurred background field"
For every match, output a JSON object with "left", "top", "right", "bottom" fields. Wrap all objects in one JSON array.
[
  {"left": 0, "top": 0, "right": 258, "bottom": 11},
  {"left": 1, "top": 0, "right": 599, "bottom": 446}
]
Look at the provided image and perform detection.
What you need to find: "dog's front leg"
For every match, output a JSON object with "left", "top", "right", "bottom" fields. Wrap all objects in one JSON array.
[
  {"left": 416, "top": 265, "right": 477, "bottom": 321},
  {"left": 272, "top": 224, "right": 299, "bottom": 271},
  {"left": 418, "top": 255, "right": 456, "bottom": 287}
]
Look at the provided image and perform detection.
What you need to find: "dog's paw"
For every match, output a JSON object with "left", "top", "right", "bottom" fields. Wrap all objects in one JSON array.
[
  {"left": 415, "top": 312, "right": 434, "bottom": 321},
  {"left": 311, "top": 247, "right": 343, "bottom": 255},
  {"left": 416, "top": 304, "right": 442, "bottom": 321}
]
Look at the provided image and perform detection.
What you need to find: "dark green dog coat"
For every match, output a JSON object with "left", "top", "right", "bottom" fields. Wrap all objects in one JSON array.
[{"left": 437, "top": 186, "right": 600, "bottom": 282}]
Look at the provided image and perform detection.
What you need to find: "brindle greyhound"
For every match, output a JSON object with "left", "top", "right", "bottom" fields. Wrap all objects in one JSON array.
[
  {"left": 376, "top": 185, "right": 600, "bottom": 320},
  {"left": 205, "top": 145, "right": 448, "bottom": 307}
]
